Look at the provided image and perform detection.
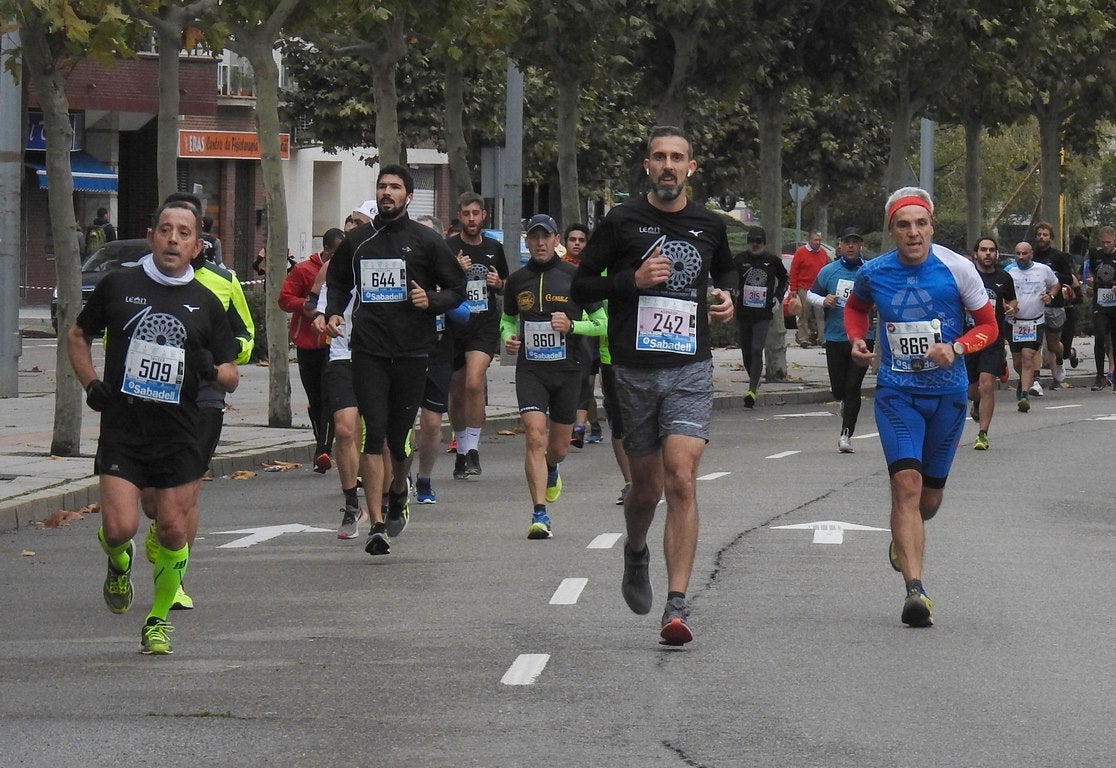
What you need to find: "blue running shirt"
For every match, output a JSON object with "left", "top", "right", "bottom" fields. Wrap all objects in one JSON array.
[{"left": 851, "top": 244, "right": 988, "bottom": 393}]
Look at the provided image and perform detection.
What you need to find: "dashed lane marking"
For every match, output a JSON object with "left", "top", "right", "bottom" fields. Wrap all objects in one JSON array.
[
  {"left": 853, "top": 432, "right": 878, "bottom": 440},
  {"left": 501, "top": 654, "right": 549, "bottom": 685},
  {"left": 1045, "top": 404, "right": 1081, "bottom": 410},
  {"left": 697, "top": 471, "right": 730, "bottom": 480},
  {"left": 550, "top": 578, "right": 588, "bottom": 605},
  {"left": 765, "top": 450, "right": 800, "bottom": 459},
  {"left": 588, "top": 533, "right": 622, "bottom": 549}
]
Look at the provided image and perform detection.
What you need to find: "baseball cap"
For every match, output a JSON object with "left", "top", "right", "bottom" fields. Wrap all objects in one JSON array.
[
  {"left": 524, "top": 213, "right": 559, "bottom": 234},
  {"left": 838, "top": 227, "right": 863, "bottom": 241},
  {"left": 355, "top": 200, "right": 378, "bottom": 219},
  {"left": 747, "top": 228, "right": 766, "bottom": 244}
]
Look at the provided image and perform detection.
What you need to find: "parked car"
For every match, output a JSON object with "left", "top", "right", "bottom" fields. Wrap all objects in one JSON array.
[{"left": 50, "top": 239, "right": 149, "bottom": 331}]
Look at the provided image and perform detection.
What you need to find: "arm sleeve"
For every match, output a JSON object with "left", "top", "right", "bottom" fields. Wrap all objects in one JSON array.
[
  {"left": 571, "top": 220, "right": 635, "bottom": 303},
  {"left": 571, "top": 306, "right": 608, "bottom": 337},
  {"left": 425, "top": 238, "right": 468, "bottom": 314},
  {"left": 955, "top": 301, "right": 998, "bottom": 352},
  {"left": 806, "top": 289, "right": 826, "bottom": 307},
  {"left": 500, "top": 313, "right": 518, "bottom": 344},
  {"left": 844, "top": 292, "right": 872, "bottom": 341}
]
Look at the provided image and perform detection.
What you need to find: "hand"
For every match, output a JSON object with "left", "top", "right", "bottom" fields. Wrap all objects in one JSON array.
[
  {"left": 325, "top": 315, "right": 344, "bottom": 338},
  {"left": 486, "top": 267, "right": 502, "bottom": 289},
  {"left": 456, "top": 250, "right": 472, "bottom": 272},
  {"left": 823, "top": 294, "right": 837, "bottom": 308},
  {"left": 1041, "top": 290, "right": 1052, "bottom": 305},
  {"left": 924, "top": 342, "right": 955, "bottom": 367},
  {"left": 550, "top": 312, "right": 572, "bottom": 334},
  {"left": 409, "top": 280, "right": 429, "bottom": 309},
  {"left": 707, "top": 288, "right": 734, "bottom": 324},
  {"left": 504, "top": 335, "right": 521, "bottom": 355},
  {"left": 312, "top": 313, "right": 327, "bottom": 336},
  {"left": 850, "top": 338, "right": 873, "bottom": 366},
  {"left": 186, "top": 340, "right": 217, "bottom": 382},
  {"left": 634, "top": 249, "right": 671, "bottom": 289},
  {"left": 85, "top": 379, "right": 111, "bottom": 412}
]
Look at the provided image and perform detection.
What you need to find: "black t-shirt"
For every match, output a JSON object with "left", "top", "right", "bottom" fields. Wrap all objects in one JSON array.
[
  {"left": 1087, "top": 247, "right": 1116, "bottom": 311},
  {"left": 972, "top": 265, "right": 1016, "bottom": 330},
  {"left": 503, "top": 256, "right": 600, "bottom": 373},
  {"left": 445, "top": 234, "right": 509, "bottom": 333},
  {"left": 732, "top": 250, "right": 788, "bottom": 318},
  {"left": 571, "top": 196, "right": 734, "bottom": 368},
  {"left": 1033, "top": 246, "right": 1074, "bottom": 307},
  {"left": 76, "top": 264, "right": 237, "bottom": 446}
]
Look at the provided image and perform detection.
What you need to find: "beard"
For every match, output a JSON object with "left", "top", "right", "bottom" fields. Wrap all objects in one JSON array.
[{"left": 650, "top": 179, "right": 684, "bottom": 202}]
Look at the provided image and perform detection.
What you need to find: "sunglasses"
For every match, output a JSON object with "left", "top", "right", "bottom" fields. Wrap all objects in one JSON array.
[{"left": 747, "top": 238, "right": 764, "bottom": 244}]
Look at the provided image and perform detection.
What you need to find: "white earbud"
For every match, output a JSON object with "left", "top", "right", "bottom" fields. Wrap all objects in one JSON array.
[
  {"left": 687, "top": 170, "right": 693, "bottom": 178},
  {"left": 645, "top": 168, "right": 650, "bottom": 176}
]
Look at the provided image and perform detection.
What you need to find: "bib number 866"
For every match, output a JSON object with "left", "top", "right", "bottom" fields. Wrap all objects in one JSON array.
[{"left": 897, "top": 337, "right": 930, "bottom": 356}]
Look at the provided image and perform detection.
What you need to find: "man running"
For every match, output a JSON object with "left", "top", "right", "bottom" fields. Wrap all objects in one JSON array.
[
  {"left": 1005, "top": 242, "right": 1057, "bottom": 413},
  {"left": 502, "top": 214, "right": 607, "bottom": 539},
  {"left": 807, "top": 227, "right": 872, "bottom": 452},
  {"left": 446, "top": 192, "right": 509, "bottom": 478},
  {"left": 67, "top": 200, "right": 239, "bottom": 654},
  {"left": 732, "top": 227, "right": 787, "bottom": 408},
  {"left": 1085, "top": 226, "right": 1116, "bottom": 392},
  {"left": 572, "top": 125, "right": 736, "bottom": 646},
  {"left": 966, "top": 237, "right": 1016, "bottom": 449},
  {"left": 845, "top": 187, "right": 997, "bottom": 628}
]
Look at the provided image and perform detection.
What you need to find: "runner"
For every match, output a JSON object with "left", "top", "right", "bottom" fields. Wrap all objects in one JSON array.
[
  {"left": 965, "top": 237, "right": 1016, "bottom": 448},
  {"left": 572, "top": 125, "right": 736, "bottom": 646},
  {"left": 501, "top": 214, "right": 607, "bottom": 538},
  {"left": 1085, "top": 226, "right": 1116, "bottom": 392},
  {"left": 807, "top": 227, "right": 872, "bottom": 452},
  {"left": 845, "top": 187, "right": 997, "bottom": 627},
  {"left": 1005, "top": 241, "right": 1057, "bottom": 414},
  {"left": 732, "top": 227, "right": 787, "bottom": 408},
  {"left": 66, "top": 201, "right": 239, "bottom": 654}
]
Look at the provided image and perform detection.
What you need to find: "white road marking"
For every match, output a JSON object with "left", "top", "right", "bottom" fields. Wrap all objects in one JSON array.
[
  {"left": 772, "top": 411, "right": 833, "bottom": 419},
  {"left": 550, "top": 578, "right": 588, "bottom": 605},
  {"left": 766, "top": 450, "right": 800, "bottom": 459},
  {"left": 501, "top": 654, "right": 550, "bottom": 685},
  {"left": 772, "top": 520, "right": 889, "bottom": 544},
  {"left": 587, "top": 533, "right": 622, "bottom": 549},
  {"left": 1045, "top": 404, "right": 1081, "bottom": 410},
  {"left": 213, "top": 523, "right": 334, "bottom": 548},
  {"left": 698, "top": 471, "right": 730, "bottom": 480},
  {"left": 1092, "top": 415, "right": 1116, "bottom": 421},
  {"left": 853, "top": 432, "right": 878, "bottom": 440}
]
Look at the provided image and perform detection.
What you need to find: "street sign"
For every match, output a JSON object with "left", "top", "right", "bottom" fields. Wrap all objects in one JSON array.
[{"left": 771, "top": 520, "right": 888, "bottom": 544}]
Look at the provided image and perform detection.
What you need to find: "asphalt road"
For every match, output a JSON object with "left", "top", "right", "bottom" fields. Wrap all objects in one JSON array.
[{"left": 3, "top": 386, "right": 1115, "bottom": 767}]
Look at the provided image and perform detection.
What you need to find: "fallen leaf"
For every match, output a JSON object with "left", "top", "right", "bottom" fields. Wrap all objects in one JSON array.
[
  {"left": 21, "top": 550, "right": 35, "bottom": 557},
  {"left": 258, "top": 459, "right": 300, "bottom": 472},
  {"left": 229, "top": 470, "right": 257, "bottom": 480},
  {"left": 496, "top": 429, "right": 517, "bottom": 436},
  {"left": 255, "top": 359, "right": 270, "bottom": 367},
  {"left": 41, "top": 509, "right": 85, "bottom": 528}
]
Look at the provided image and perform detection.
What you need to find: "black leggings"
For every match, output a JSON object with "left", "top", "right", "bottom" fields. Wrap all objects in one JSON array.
[
  {"left": 825, "top": 340, "right": 873, "bottom": 434},
  {"left": 1093, "top": 309, "right": 1116, "bottom": 375},
  {"left": 351, "top": 352, "right": 428, "bottom": 462},
  {"left": 736, "top": 315, "right": 771, "bottom": 392},
  {"left": 296, "top": 346, "right": 333, "bottom": 454}
]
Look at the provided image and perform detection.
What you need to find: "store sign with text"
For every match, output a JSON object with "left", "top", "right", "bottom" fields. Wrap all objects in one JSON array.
[{"left": 178, "top": 130, "right": 290, "bottom": 160}]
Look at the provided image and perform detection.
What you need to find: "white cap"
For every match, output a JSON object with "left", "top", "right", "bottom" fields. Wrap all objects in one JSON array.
[{"left": 355, "top": 200, "right": 378, "bottom": 219}]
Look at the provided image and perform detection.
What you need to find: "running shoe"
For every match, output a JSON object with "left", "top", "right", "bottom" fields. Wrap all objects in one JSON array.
[
  {"left": 453, "top": 452, "right": 468, "bottom": 480},
  {"left": 587, "top": 423, "right": 603, "bottom": 444},
  {"left": 570, "top": 425, "right": 585, "bottom": 449},
  {"left": 1091, "top": 374, "right": 1107, "bottom": 391},
  {"left": 1070, "top": 348, "right": 1079, "bottom": 368},
  {"left": 616, "top": 483, "right": 631, "bottom": 506},
  {"left": 140, "top": 617, "right": 174, "bottom": 655},
  {"left": 415, "top": 479, "right": 436, "bottom": 504},
  {"left": 659, "top": 596, "right": 694, "bottom": 646},
  {"left": 969, "top": 399, "right": 980, "bottom": 422},
  {"left": 1054, "top": 366, "right": 1067, "bottom": 383},
  {"left": 1029, "top": 380, "right": 1044, "bottom": 397},
  {"left": 1017, "top": 395, "right": 1030, "bottom": 413},
  {"left": 888, "top": 539, "right": 901, "bottom": 572},
  {"left": 464, "top": 449, "right": 482, "bottom": 476},
  {"left": 545, "top": 466, "right": 563, "bottom": 502},
  {"left": 1048, "top": 378, "right": 1061, "bottom": 391},
  {"left": 337, "top": 505, "right": 367, "bottom": 539},
  {"left": 170, "top": 585, "right": 194, "bottom": 611},
  {"left": 621, "top": 542, "right": 653, "bottom": 615},
  {"left": 743, "top": 390, "right": 756, "bottom": 409},
  {"left": 838, "top": 432, "right": 854, "bottom": 453},
  {"left": 974, "top": 432, "right": 989, "bottom": 451},
  {"left": 385, "top": 489, "right": 409, "bottom": 537},
  {"left": 103, "top": 540, "right": 135, "bottom": 614},
  {"left": 901, "top": 585, "right": 934, "bottom": 628},
  {"left": 446, "top": 436, "right": 457, "bottom": 453},
  {"left": 527, "top": 510, "right": 553, "bottom": 539},
  {"left": 144, "top": 521, "right": 159, "bottom": 564},
  {"left": 365, "top": 522, "right": 391, "bottom": 556},
  {"left": 313, "top": 452, "right": 332, "bottom": 473}
]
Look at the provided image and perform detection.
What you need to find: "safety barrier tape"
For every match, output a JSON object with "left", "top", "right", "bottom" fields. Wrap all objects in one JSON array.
[{"left": 20, "top": 277, "right": 268, "bottom": 291}]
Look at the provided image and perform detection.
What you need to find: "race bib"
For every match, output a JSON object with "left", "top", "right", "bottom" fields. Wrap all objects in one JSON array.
[
  {"left": 465, "top": 278, "right": 488, "bottom": 313},
  {"left": 885, "top": 319, "right": 942, "bottom": 372},
  {"left": 359, "top": 259, "right": 407, "bottom": 303},
  {"left": 636, "top": 296, "right": 697, "bottom": 355},
  {"left": 1012, "top": 319, "right": 1038, "bottom": 343},
  {"left": 121, "top": 339, "right": 185, "bottom": 404},
  {"left": 435, "top": 314, "right": 446, "bottom": 334},
  {"left": 1098, "top": 287, "right": 1116, "bottom": 308},
  {"left": 741, "top": 285, "right": 767, "bottom": 309},
  {"left": 523, "top": 319, "right": 566, "bottom": 361},
  {"left": 834, "top": 279, "right": 854, "bottom": 308}
]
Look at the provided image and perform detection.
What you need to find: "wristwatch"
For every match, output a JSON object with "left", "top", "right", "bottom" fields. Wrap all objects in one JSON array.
[{"left": 952, "top": 341, "right": 965, "bottom": 356}]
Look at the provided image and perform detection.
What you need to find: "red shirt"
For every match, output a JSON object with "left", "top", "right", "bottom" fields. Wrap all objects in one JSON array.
[
  {"left": 279, "top": 253, "right": 327, "bottom": 349},
  {"left": 788, "top": 245, "right": 829, "bottom": 292}
]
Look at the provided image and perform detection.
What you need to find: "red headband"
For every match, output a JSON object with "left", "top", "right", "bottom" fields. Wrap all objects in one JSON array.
[{"left": 887, "top": 195, "right": 932, "bottom": 225}]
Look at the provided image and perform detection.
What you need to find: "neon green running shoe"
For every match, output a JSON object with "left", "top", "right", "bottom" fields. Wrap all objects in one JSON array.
[
  {"left": 545, "top": 466, "right": 562, "bottom": 503},
  {"left": 974, "top": 432, "right": 989, "bottom": 451},
  {"left": 901, "top": 585, "right": 934, "bottom": 628},
  {"left": 141, "top": 617, "right": 174, "bottom": 655},
  {"left": 888, "top": 539, "right": 901, "bottom": 573},
  {"left": 103, "top": 540, "right": 135, "bottom": 614},
  {"left": 170, "top": 584, "right": 194, "bottom": 611},
  {"left": 144, "top": 521, "right": 159, "bottom": 564}
]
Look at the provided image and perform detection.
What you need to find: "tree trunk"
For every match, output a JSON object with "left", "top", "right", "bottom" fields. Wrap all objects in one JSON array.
[
  {"left": 23, "top": 18, "right": 83, "bottom": 456},
  {"left": 370, "top": 16, "right": 406, "bottom": 166},
  {"left": 884, "top": 70, "right": 922, "bottom": 195},
  {"left": 656, "top": 26, "right": 700, "bottom": 128},
  {"left": 964, "top": 116, "right": 983, "bottom": 249},
  {"left": 443, "top": 56, "right": 472, "bottom": 199},
  {"left": 555, "top": 73, "right": 581, "bottom": 228},
  {"left": 1035, "top": 96, "right": 1063, "bottom": 247},
  {"left": 812, "top": 196, "right": 829, "bottom": 241},
  {"left": 756, "top": 93, "right": 788, "bottom": 381},
  {"left": 245, "top": 44, "right": 292, "bottom": 428},
  {"left": 155, "top": 22, "right": 182, "bottom": 203}
]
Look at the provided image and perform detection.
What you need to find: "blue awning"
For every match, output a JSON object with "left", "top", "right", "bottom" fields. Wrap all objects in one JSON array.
[{"left": 28, "top": 151, "right": 118, "bottom": 193}]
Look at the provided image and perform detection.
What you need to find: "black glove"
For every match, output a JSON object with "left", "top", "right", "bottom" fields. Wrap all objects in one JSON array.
[
  {"left": 84, "top": 379, "right": 112, "bottom": 412},
  {"left": 186, "top": 340, "right": 217, "bottom": 383}
]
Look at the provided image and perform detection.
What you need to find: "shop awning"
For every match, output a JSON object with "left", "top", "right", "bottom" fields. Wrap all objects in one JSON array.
[{"left": 28, "top": 151, "right": 118, "bottom": 193}]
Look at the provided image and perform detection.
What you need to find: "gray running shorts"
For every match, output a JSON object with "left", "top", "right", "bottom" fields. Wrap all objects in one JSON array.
[
  {"left": 1044, "top": 307, "right": 1066, "bottom": 331},
  {"left": 613, "top": 358, "right": 713, "bottom": 458}
]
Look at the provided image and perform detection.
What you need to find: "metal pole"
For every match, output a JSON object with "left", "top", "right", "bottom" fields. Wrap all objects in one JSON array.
[
  {"left": 501, "top": 60, "right": 523, "bottom": 271},
  {"left": 0, "top": 27, "right": 24, "bottom": 398}
]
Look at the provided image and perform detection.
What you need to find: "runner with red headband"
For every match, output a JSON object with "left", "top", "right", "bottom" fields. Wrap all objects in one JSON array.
[{"left": 844, "top": 186, "right": 999, "bottom": 628}]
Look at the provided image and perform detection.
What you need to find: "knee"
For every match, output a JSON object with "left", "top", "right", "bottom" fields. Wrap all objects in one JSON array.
[
  {"left": 663, "top": 466, "right": 696, "bottom": 501},
  {"left": 920, "top": 494, "right": 943, "bottom": 521}
]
